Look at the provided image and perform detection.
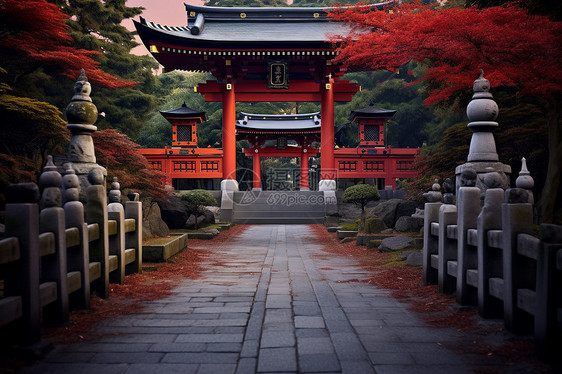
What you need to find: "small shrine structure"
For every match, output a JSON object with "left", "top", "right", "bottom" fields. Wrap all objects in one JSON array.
[
  {"left": 334, "top": 104, "right": 418, "bottom": 189},
  {"left": 139, "top": 104, "right": 223, "bottom": 189}
]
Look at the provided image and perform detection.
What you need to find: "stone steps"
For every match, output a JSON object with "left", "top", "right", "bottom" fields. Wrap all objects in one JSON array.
[{"left": 232, "top": 190, "right": 326, "bottom": 224}]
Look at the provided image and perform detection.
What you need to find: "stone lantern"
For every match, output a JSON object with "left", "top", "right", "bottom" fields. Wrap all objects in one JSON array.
[
  {"left": 455, "top": 70, "right": 511, "bottom": 194},
  {"left": 65, "top": 69, "right": 107, "bottom": 201}
]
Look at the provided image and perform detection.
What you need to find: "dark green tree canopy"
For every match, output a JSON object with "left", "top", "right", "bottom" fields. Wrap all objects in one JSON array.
[{"left": 342, "top": 184, "right": 380, "bottom": 211}]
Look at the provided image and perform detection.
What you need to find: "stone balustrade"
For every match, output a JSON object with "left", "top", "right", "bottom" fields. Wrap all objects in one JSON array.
[
  {"left": 423, "top": 179, "right": 562, "bottom": 360},
  {"left": 0, "top": 159, "right": 142, "bottom": 346}
]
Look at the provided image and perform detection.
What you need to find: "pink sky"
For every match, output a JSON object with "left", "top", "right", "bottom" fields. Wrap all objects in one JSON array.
[{"left": 126, "top": 0, "right": 204, "bottom": 55}]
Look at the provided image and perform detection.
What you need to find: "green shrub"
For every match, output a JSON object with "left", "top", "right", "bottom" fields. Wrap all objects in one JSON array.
[
  {"left": 342, "top": 184, "right": 380, "bottom": 209},
  {"left": 364, "top": 216, "right": 386, "bottom": 234},
  {"left": 340, "top": 222, "right": 358, "bottom": 231},
  {"left": 342, "top": 184, "right": 380, "bottom": 231}
]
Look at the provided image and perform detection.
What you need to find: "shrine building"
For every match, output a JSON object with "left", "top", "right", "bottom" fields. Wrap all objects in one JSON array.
[{"left": 134, "top": 2, "right": 418, "bottom": 221}]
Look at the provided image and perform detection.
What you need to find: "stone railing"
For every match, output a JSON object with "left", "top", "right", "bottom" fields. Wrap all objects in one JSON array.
[
  {"left": 423, "top": 177, "right": 562, "bottom": 360},
  {"left": 0, "top": 157, "right": 142, "bottom": 345},
  {"left": 421, "top": 71, "right": 562, "bottom": 360}
]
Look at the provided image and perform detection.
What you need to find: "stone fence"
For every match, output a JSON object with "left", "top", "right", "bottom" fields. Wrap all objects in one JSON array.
[
  {"left": 0, "top": 157, "right": 142, "bottom": 345},
  {"left": 423, "top": 174, "right": 562, "bottom": 360},
  {"left": 421, "top": 70, "right": 562, "bottom": 360}
]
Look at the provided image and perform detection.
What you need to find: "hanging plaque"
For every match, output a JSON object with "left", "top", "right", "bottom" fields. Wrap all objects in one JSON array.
[
  {"left": 267, "top": 60, "right": 289, "bottom": 89},
  {"left": 277, "top": 136, "right": 287, "bottom": 150}
]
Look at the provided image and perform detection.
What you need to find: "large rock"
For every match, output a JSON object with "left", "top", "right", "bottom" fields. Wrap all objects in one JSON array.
[
  {"left": 366, "top": 199, "right": 416, "bottom": 228},
  {"left": 395, "top": 216, "right": 424, "bottom": 233},
  {"left": 142, "top": 198, "right": 170, "bottom": 239},
  {"left": 201, "top": 208, "right": 216, "bottom": 225},
  {"left": 158, "top": 195, "right": 190, "bottom": 229},
  {"left": 406, "top": 251, "right": 423, "bottom": 266},
  {"left": 184, "top": 207, "right": 216, "bottom": 229},
  {"left": 395, "top": 200, "right": 417, "bottom": 222},
  {"left": 378, "top": 235, "right": 415, "bottom": 252}
]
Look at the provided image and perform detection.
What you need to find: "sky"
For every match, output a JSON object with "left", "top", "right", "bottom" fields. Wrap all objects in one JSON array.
[{"left": 125, "top": 0, "right": 204, "bottom": 56}]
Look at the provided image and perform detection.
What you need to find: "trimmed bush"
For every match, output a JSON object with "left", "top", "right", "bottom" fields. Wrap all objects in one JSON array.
[
  {"left": 180, "top": 189, "right": 217, "bottom": 229},
  {"left": 340, "top": 222, "right": 358, "bottom": 231},
  {"left": 342, "top": 184, "right": 380, "bottom": 231}
]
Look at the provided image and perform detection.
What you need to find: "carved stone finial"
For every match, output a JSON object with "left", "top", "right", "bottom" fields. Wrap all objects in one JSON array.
[
  {"left": 516, "top": 157, "right": 534, "bottom": 190},
  {"left": 432, "top": 179, "right": 441, "bottom": 191},
  {"left": 455, "top": 71, "right": 511, "bottom": 193},
  {"left": 39, "top": 155, "right": 62, "bottom": 208},
  {"left": 62, "top": 163, "right": 80, "bottom": 203},
  {"left": 423, "top": 179, "right": 443, "bottom": 203},
  {"left": 108, "top": 177, "right": 121, "bottom": 203},
  {"left": 465, "top": 70, "right": 499, "bottom": 161},
  {"left": 72, "top": 69, "right": 92, "bottom": 102},
  {"left": 442, "top": 178, "right": 454, "bottom": 204},
  {"left": 66, "top": 70, "right": 97, "bottom": 125}
]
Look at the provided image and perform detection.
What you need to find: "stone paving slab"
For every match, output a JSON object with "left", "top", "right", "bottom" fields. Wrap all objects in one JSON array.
[{"left": 17, "top": 224, "right": 539, "bottom": 374}]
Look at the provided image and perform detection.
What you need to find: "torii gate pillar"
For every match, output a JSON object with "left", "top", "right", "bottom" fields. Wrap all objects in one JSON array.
[
  {"left": 221, "top": 81, "right": 239, "bottom": 192},
  {"left": 219, "top": 81, "right": 238, "bottom": 223},
  {"left": 319, "top": 76, "right": 336, "bottom": 192}
]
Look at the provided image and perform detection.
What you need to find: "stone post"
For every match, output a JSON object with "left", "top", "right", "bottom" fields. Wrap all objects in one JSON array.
[
  {"left": 86, "top": 168, "right": 110, "bottom": 298},
  {"left": 502, "top": 188, "right": 533, "bottom": 333},
  {"left": 107, "top": 177, "right": 125, "bottom": 284},
  {"left": 65, "top": 69, "right": 107, "bottom": 202},
  {"left": 62, "top": 162, "right": 90, "bottom": 310},
  {"left": 125, "top": 192, "right": 142, "bottom": 275},
  {"left": 38, "top": 156, "right": 69, "bottom": 324},
  {"left": 455, "top": 71, "right": 510, "bottom": 194},
  {"left": 477, "top": 188, "right": 504, "bottom": 318},
  {"left": 516, "top": 157, "right": 534, "bottom": 204},
  {"left": 422, "top": 180, "right": 443, "bottom": 285},
  {"left": 3, "top": 183, "right": 41, "bottom": 344}
]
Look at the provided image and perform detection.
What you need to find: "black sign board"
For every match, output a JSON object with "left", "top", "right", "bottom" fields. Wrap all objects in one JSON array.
[
  {"left": 268, "top": 60, "right": 289, "bottom": 89},
  {"left": 277, "top": 137, "right": 287, "bottom": 150}
]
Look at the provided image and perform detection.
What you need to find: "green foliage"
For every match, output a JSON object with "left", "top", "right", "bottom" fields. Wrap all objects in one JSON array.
[
  {"left": 364, "top": 216, "right": 385, "bottom": 234},
  {"left": 340, "top": 222, "right": 358, "bottom": 231},
  {"left": 0, "top": 75, "right": 69, "bottom": 206},
  {"left": 342, "top": 184, "right": 380, "bottom": 210}
]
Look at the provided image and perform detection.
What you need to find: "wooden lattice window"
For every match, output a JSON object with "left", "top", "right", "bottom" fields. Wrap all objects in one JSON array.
[
  {"left": 339, "top": 161, "right": 357, "bottom": 171},
  {"left": 364, "top": 125, "right": 380, "bottom": 142},
  {"left": 173, "top": 161, "right": 195, "bottom": 171},
  {"left": 149, "top": 161, "right": 162, "bottom": 171},
  {"left": 201, "top": 161, "right": 219, "bottom": 171},
  {"left": 396, "top": 161, "right": 414, "bottom": 171},
  {"left": 177, "top": 126, "right": 192, "bottom": 142},
  {"left": 364, "top": 161, "right": 384, "bottom": 171}
]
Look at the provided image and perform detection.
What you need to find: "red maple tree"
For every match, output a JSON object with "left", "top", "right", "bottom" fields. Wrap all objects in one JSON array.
[
  {"left": 92, "top": 129, "right": 169, "bottom": 202},
  {"left": 0, "top": 0, "right": 135, "bottom": 89},
  {"left": 330, "top": 2, "right": 562, "bottom": 222}
]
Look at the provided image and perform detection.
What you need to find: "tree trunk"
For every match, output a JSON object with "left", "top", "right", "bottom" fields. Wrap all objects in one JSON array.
[{"left": 538, "top": 97, "right": 562, "bottom": 224}]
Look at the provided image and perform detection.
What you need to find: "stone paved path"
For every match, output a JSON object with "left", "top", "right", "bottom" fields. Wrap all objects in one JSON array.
[{"left": 19, "top": 225, "right": 519, "bottom": 374}]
